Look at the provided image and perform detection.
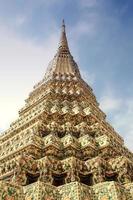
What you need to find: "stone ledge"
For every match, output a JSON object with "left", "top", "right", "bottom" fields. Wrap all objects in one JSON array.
[{"left": 0, "top": 180, "right": 133, "bottom": 200}]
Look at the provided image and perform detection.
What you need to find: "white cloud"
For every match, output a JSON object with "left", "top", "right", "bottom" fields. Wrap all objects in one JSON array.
[
  {"left": 99, "top": 88, "right": 133, "bottom": 151},
  {"left": 70, "top": 15, "right": 98, "bottom": 41},
  {"left": 99, "top": 86, "right": 122, "bottom": 112},
  {"left": 15, "top": 15, "right": 27, "bottom": 26},
  {"left": 0, "top": 24, "right": 58, "bottom": 131},
  {"left": 81, "top": 69, "right": 95, "bottom": 85},
  {"left": 112, "top": 99, "right": 133, "bottom": 151},
  {"left": 100, "top": 95, "right": 122, "bottom": 112}
]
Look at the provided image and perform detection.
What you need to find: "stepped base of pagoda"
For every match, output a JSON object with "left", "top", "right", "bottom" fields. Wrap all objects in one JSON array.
[{"left": 0, "top": 180, "right": 132, "bottom": 199}]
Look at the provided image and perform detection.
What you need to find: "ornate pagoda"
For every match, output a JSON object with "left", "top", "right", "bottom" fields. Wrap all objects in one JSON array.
[{"left": 0, "top": 20, "right": 133, "bottom": 200}]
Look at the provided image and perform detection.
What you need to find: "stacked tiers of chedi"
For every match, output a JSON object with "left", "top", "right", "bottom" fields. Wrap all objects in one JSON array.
[{"left": 0, "top": 21, "right": 133, "bottom": 200}]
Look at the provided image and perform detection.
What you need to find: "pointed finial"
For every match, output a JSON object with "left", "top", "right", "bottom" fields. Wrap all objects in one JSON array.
[
  {"left": 62, "top": 19, "right": 65, "bottom": 26},
  {"left": 58, "top": 19, "right": 69, "bottom": 52},
  {"left": 61, "top": 19, "right": 65, "bottom": 33}
]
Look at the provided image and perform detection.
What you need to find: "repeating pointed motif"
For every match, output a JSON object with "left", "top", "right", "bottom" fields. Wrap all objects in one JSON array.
[{"left": 0, "top": 21, "right": 133, "bottom": 199}]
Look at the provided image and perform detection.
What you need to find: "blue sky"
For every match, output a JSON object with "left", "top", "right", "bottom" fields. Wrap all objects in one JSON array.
[{"left": 0, "top": 0, "right": 133, "bottom": 150}]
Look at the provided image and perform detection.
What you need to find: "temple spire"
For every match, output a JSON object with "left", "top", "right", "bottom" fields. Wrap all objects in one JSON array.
[
  {"left": 62, "top": 19, "right": 65, "bottom": 32},
  {"left": 43, "top": 20, "right": 81, "bottom": 81},
  {"left": 58, "top": 19, "right": 70, "bottom": 53}
]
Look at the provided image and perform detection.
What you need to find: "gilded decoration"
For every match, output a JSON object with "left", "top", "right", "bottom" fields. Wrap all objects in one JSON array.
[{"left": 0, "top": 20, "right": 133, "bottom": 199}]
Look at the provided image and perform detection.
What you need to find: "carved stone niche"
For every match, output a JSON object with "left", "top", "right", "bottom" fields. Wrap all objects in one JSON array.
[
  {"left": 79, "top": 134, "right": 96, "bottom": 160},
  {"left": 52, "top": 172, "right": 67, "bottom": 186},
  {"left": 79, "top": 172, "right": 93, "bottom": 186},
  {"left": 62, "top": 134, "right": 81, "bottom": 158},
  {"left": 24, "top": 145, "right": 42, "bottom": 159},
  {"left": 108, "top": 156, "right": 133, "bottom": 184},
  {"left": 44, "top": 146, "right": 63, "bottom": 158},
  {"left": 85, "top": 157, "right": 106, "bottom": 185},
  {"left": 96, "top": 135, "right": 121, "bottom": 159},
  {"left": 26, "top": 172, "right": 40, "bottom": 185},
  {"left": 81, "top": 146, "right": 96, "bottom": 160},
  {"left": 10, "top": 154, "right": 40, "bottom": 186},
  {"left": 100, "top": 146, "right": 120, "bottom": 159},
  {"left": 43, "top": 133, "right": 63, "bottom": 158},
  {"left": 64, "top": 146, "right": 81, "bottom": 158}
]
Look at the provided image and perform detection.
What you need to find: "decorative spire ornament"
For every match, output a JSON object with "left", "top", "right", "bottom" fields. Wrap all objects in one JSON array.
[{"left": 58, "top": 19, "right": 70, "bottom": 53}]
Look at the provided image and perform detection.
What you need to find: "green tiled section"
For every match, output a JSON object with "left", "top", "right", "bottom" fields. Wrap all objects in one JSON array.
[
  {"left": 23, "top": 181, "right": 59, "bottom": 200},
  {"left": 93, "top": 181, "right": 127, "bottom": 200},
  {"left": 58, "top": 182, "right": 92, "bottom": 200}
]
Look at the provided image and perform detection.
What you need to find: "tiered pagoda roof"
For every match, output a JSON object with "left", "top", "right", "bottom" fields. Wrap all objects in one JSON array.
[{"left": 0, "top": 20, "right": 133, "bottom": 200}]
